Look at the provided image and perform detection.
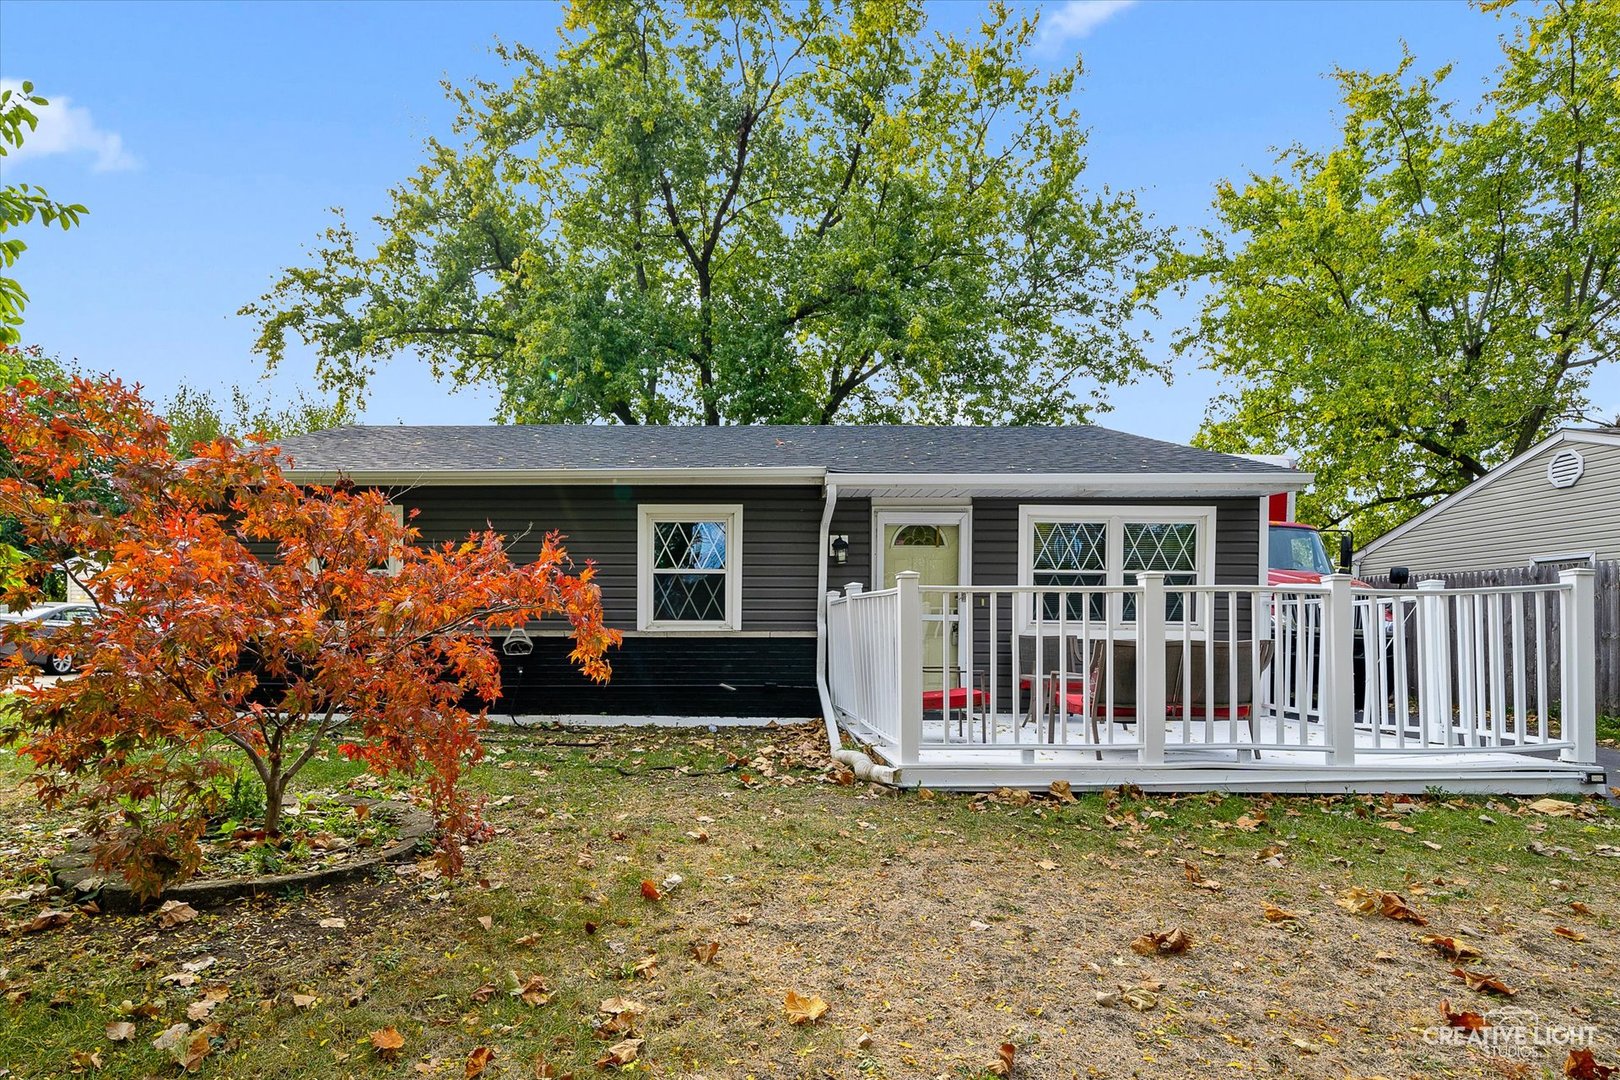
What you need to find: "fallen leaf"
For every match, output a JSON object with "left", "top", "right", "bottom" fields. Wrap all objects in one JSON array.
[
  {"left": 370, "top": 1027, "right": 405, "bottom": 1060},
  {"left": 1131, "top": 928, "right": 1193, "bottom": 956},
  {"left": 595, "top": 1038, "right": 642, "bottom": 1068},
  {"left": 1421, "top": 935, "right": 1482, "bottom": 961},
  {"left": 105, "top": 1021, "right": 136, "bottom": 1042},
  {"left": 1336, "top": 887, "right": 1427, "bottom": 925},
  {"left": 1527, "top": 797, "right": 1578, "bottom": 817},
  {"left": 691, "top": 941, "right": 720, "bottom": 965},
  {"left": 1182, "top": 861, "right": 1222, "bottom": 891},
  {"left": 1035, "top": 859, "right": 1058, "bottom": 871},
  {"left": 16, "top": 909, "right": 74, "bottom": 934},
  {"left": 1565, "top": 1048, "right": 1620, "bottom": 1079},
  {"left": 177, "top": 1029, "right": 213, "bottom": 1071},
  {"left": 1553, "top": 926, "right": 1588, "bottom": 943},
  {"left": 465, "top": 1046, "right": 495, "bottom": 1078},
  {"left": 476, "top": 915, "right": 493, "bottom": 932},
  {"left": 1439, "top": 999, "right": 1489, "bottom": 1031},
  {"left": 1048, "top": 780, "right": 1076, "bottom": 804},
  {"left": 151, "top": 1022, "right": 191, "bottom": 1052},
  {"left": 1121, "top": 987, "right": 1159, "bottom": 1011},
  {"left": 784, "top": 990, "right": 829, "bottom": 1025},
  {"left": 512, "top": 975, "right": 551, "bottom": 1006},
  {"left": 291, "top": 993, "right": 319, "bottom": 1009},
  {"left": 987, "top": 1041, "right": 1017, "bottom": 1076},
  {"left": 470, "top": 983, "right": 497, "bottom": 1004},
  {"left": 153, "top": 901, "right": 198, "bottom": 929},
  {"left": 1260, "top": 902, "right": 1300, "bottom": 922},
  {"left": 318, "top": 917, "right": 347, "bottom": 929},
  {"left": 1449, "top": 967, "right": 1517, "bottom": 996},
  {"left": 639, "top": 880, "right": 663, "bottom": 902},
  {"left": 632, "top": 954, "right": 659, "bottom": 980}
]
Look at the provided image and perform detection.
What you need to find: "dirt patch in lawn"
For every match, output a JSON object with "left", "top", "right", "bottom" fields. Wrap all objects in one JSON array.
[{"left": 1, "top": 725, "right": 1617, "bottom": 1079}]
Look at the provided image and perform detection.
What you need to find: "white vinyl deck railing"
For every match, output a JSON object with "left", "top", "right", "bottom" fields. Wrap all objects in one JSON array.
[{"left": 824, "top": 569, "right": 1599, "bottom": 769}]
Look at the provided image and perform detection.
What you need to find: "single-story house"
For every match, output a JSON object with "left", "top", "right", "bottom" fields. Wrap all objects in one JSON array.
[
  {"left": 1355, "top": 427, "right": 1620, "bottom": 577},
  {"left": 273, "top": 425, "right": 1307, "bottom": 720}
]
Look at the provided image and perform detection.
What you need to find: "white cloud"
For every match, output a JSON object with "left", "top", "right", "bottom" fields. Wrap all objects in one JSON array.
[
  {"left": 1, "top": 79, "right": 137, "bottom": 172},
  {"left": 1037, "top": 0, "right": 1138, "bottom": 50}
]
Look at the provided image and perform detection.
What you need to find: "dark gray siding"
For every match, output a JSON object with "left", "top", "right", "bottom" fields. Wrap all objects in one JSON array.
[
  {"left": 829, "top": 496, "right": 873, "bottom": 595},
  {"left": 393, "top": 483, "right": 824, "bottom": 633}
]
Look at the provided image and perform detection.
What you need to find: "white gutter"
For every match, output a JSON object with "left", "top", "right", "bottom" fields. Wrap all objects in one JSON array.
[
  {"left": 830, "top": 470, "right": 1314, "bottom": 493},
  {"left": 279, "top": 466, "right": 828, "bottom": 486},
  {"left": 280, "top": 465, "right": 1312, "bottom": 494}
]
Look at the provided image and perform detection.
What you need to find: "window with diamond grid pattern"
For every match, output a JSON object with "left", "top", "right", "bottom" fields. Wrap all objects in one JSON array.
[
  {"left": 1122, "top": 522, "right": 1198, "bottom": 622},
  {"left": 651, "top": 519, "right": 728, "bottom": 623},
  {"left": 1032, "top": 521, "right": 1107, "bottom": 621}
]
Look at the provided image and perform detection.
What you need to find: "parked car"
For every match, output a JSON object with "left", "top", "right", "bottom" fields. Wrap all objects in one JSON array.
[{"left": 0, "top": 603, "right": 97, "bottom": 675}]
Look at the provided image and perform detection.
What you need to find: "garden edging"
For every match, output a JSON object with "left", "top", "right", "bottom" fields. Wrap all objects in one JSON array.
[{"left": 48, "top": 798, "right": 434, "bottom": 914}]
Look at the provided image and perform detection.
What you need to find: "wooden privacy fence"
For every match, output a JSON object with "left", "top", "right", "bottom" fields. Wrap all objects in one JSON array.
[{"left": 1361, "top": 561, "right": 1619, "bottom": 716}]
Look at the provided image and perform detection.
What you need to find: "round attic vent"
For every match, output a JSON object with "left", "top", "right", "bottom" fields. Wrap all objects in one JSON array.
[{"left": 1546, "top": 449, "right": 1585, "bottom": 489}]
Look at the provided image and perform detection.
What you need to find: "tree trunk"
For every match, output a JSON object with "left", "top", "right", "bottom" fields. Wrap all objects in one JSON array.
[{"left": 263, "top": 760, "right": 285, "bottom": 839}]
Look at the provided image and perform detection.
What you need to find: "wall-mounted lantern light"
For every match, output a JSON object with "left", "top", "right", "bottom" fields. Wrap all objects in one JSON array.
[{"left": 829, "top": 534, "right": 849, "bottom": 566}]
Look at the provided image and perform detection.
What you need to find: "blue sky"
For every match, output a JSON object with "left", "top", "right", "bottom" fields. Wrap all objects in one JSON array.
[{"left": 2, "top": 0, "right": 1614, "bottom": 440}]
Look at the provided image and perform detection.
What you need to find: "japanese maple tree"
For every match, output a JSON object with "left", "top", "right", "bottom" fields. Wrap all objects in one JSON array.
[{"left": 0, "top": 375, "right": 619, "bottom": 898}]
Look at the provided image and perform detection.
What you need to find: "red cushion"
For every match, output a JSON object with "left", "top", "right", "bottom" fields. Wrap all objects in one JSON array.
[
  {"left": 1167, "top": 704, "right": 1253, "bottom": 719},
  {"left": 922, "top": 687, "right": 989, "bottom": 710}
]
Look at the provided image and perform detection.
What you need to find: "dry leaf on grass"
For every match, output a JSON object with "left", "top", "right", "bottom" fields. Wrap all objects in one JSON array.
[
  {"left": 1527, "top": 797, "right": 1578, "bottom": 817},
  {"left": 596, "top": 1038, "right": 643, "bottom": 1068},
  {"left": 632, "top": 954, "right": 659, "bottom": 980},
  {"left": 370, "top": 1027, "right": 405, "bottom": 1060},
  {"left": 291, "top": 993, "right": 319, "bottom": 1009},
  {"left": 639, "top": 879, "right": 663, "bottom": 901},
  {"left": 1182, "top": 861, "right": 1221, "bottom": 891},
  {"left": 470, "top": 983, "right": 497, "bottom": 1004},
  {"left": 987, "top": 1042, "right": 1017, "bottom": 1076},
  {"left": 16, "top": 909, "right": 74, "bottom": 934},
  {"left": 1553, "top": 926, "right": 1589, "bottom": 943},
  {"left": 1260, "top": 902, "right": 1300, "bottom": 922},
  {"left": 476, "top": 915, "right": 494, "bottom": 931},
  {"left": 1449, "top": 967, "right": 1517, "bottom": 996},
  {"left": 1439, "top": 999, "right": 1490, "bottom": 1031},
  {"left": 784, "top": 990, "right": 829, "bottom": 1024},
  {"left": 691, "top": 941, "right": 720, "bottom": 965},
  {"left": 1131, "top": 928, "right": 1193, "bottom": 956},
  {"left": 153, "top": 900, "right": 198, "bottom": 929},
  {"left": 1422, "top": 935, "right": 1482, "bottom": 961},
  {"left": 465, "top": 1046, "right": 495, "bottom": 1078},
  {"left": 317, "top": 917, "right": 347, "bottom": 929},
  {"left": 1121, "top": 987, "right": 1159, "bottom": 1011},
  {"left": 1336, "top": 887, "right": 1427, "bottom": 925},
  {"left": 1048, "top": 780, "right": 1076, "bottom": 804},
  {"left": 512, "top": 975, "right": 551, "bottom": 1006},
  {"left": 1565, "top": 1048, "right": 1620, "bottom": 1079},
  {"left": 105, "top": 1021, "right": 136, "bottom": 1042},
  {"left": 595, "top": 997, "right": 645, "bottom": 1038}
]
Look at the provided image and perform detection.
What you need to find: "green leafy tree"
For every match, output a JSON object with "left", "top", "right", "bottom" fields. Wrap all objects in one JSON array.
[
  {"left": 1154, "top": 0, "right": 1618, "bottom": 536},
  {"left": 244, "top": 0, "right": 1168, "bottom": 426},
  {"left": 0, "top": 344, "right": 71, "bottom": 598},
  {"left": 1, "top": 82, "right": 86, "bottom": 346},
  {"left": 163, "top": 382, "right": 355, "bottom": 456}
]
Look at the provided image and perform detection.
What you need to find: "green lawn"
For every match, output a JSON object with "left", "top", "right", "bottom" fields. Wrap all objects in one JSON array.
[{"left": 1, "top": 723, "right": 1617, "bottom": 1079}]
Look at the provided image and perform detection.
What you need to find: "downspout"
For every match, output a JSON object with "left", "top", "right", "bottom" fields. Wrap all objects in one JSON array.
[
  {"left": 815, "top": 481, "right": 841, "bottom": 749},
  {"left": 815, "top": 480, "right": 897, "bottom": 785}
]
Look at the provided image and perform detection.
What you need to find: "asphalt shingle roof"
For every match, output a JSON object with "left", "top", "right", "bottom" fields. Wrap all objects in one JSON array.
[{"left": 271, "top": 425, "right": 1294, "bottom": 478}]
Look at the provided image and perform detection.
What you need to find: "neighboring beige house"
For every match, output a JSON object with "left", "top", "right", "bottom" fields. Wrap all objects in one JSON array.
[{"left": 1356, "top": 427, "right": 1620, "bottom": 576}]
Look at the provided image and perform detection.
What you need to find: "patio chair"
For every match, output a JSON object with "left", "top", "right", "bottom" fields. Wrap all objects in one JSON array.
[
  {"left": 922, "top": 665, "right": 990, "bottom": 741},
  {"left": 1044, "top": 640, "right": 1189, "bottom": 757},
  {"left": 1168, "top": 641, "right": 1276, "bottom": 758}
]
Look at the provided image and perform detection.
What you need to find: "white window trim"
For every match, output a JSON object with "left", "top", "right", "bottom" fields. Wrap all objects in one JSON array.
[
  {"left": 1016, "top": 504, "right": 1218, "bottom": 635},
  {"left": 378, "top": 503, "right": 405, "bottom": 576},
  {"left": 870, "top": 506, "right": 973, "bottom": 593},
  {"left": 637, "top": 504, "right": 744, "bottom": 632}
]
